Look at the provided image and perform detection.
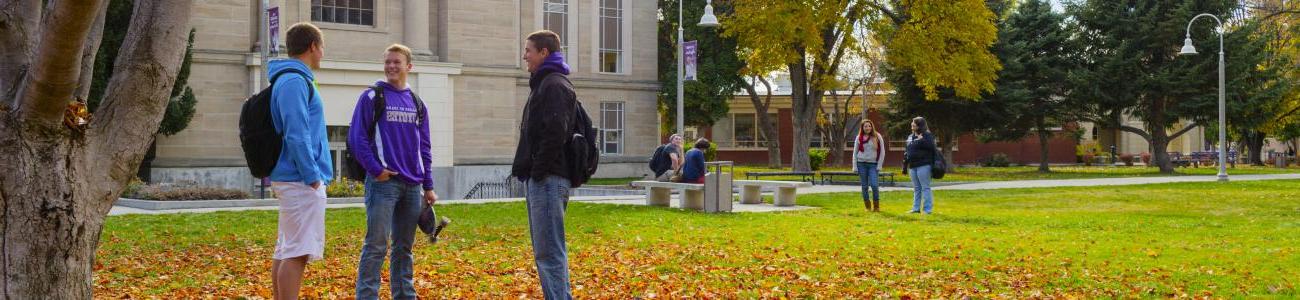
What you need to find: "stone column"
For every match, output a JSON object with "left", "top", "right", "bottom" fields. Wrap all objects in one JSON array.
[{"left": 404, "top": 0, "right": 434, "bottom": 61}]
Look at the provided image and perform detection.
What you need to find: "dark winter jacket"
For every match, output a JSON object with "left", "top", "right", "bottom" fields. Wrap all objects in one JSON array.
[
  {"left": 511, "top": 52, "right": 577, "bottom": 182},
  {"left": 903, "top": 132, "right": 938, "bottom": 169}
]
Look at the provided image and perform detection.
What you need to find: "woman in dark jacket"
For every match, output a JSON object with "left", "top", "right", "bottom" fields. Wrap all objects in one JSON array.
[{"left": 903, "top": 117, "right": 938, "bottom": 214}]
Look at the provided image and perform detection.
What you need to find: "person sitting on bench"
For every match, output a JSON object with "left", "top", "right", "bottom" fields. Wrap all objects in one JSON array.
[{"left": 677, "top": 138, "right": 710, "bottom": 184}]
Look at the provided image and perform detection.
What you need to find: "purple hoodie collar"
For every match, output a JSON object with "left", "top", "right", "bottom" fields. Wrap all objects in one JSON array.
[{"left": 537, "top": 52, "right": 570, "bottom": 76}]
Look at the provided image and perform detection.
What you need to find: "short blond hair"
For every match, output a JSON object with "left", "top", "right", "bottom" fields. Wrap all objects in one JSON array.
[{"left": 385, "top": 44, "right": 413, "bottom": 63}]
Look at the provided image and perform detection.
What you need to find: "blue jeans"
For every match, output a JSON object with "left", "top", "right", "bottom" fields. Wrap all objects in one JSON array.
[
  {"left": 856, "top": 162, "right": 880, "bottom": 202},
  {"left": 356, "top": 176, "right": 422, "bottom": 300},
  {"left": 910, "top": 165, "right": 934, "bottom": 213},
  {"left": 527, "top": 175, "right": 572, "bottom": 300}
]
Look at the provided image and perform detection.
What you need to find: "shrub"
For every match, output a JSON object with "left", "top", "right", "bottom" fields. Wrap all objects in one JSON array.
[
  {"left": 327, "top": 177, "right": 366, "bottom": 197},
  {"left": 129, "top": 184, "right": 251, "bottom": 201},
  {"left": 1140, "top": 152, "right": 1152, "bottom": 165},
  {"left": 981, "top": 153, "right": 1011, "bottom": 167},
  {"left": 701, "top": 142, "right": 718, "bottom": 162},
  {"left": 809, "top": 148, "right": 829, "bottom": 171},
  {"left": 1082, "top": 153, "right": 1095, "bottom": 166},
  {"left": 120, "top": 177, "right": 146, "bottom": 198},
  {"left": 1119, "top": 154, "right": 1134, "bottom": 166}
]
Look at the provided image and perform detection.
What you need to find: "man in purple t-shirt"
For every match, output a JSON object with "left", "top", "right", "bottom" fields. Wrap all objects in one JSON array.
[{"left": 346, "top": 44, "right": 446, "bottom": 300}]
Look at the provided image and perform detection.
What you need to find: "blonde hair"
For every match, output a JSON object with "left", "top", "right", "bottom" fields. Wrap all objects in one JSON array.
[{"left": 385, "top": 44, "right": 413, "bottom": 63}]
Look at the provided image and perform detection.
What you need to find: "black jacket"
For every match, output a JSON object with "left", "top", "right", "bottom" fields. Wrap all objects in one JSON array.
[
  {"left": 511, "top": 70, "right": 577, "bottom": 181},
  {"left": 903, "top": 132, "right": 938, "bottom": 169}
]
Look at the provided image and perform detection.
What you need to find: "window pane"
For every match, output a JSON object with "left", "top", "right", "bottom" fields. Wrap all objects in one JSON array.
[
  {"left": 323, "top": 0, "right": 334, "bottom": 6},
  {"left": 350, "top": 0, "right": 361, "bottom": 9},
  {"left": 322, "top": 7, "right": 334, "bottom": 23},
  {"left": 350, "top": 9, "right": 361, "bottom": 25},
  {"left": 361, "top": 10, "right": 373, "bottom": 26},
  {"left": 336, "top": 7, "right": 348, "bottom": 23},
  {"left": 361, "top": 0, "right": 372, "bottom": 9},
  {"left": 312, "top": 6, "right": 321, "bottom": 21},
  {"left": 734, "top": 114, "right": 756, "bottom": 146}
]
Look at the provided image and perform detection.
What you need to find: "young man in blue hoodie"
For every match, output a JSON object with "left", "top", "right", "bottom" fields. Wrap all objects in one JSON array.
[
  {"left": 268, "top": 22, "right": 332, "bottom": 300},
  {"left": 511, "top": 30, "right": 577, "bottom": 300},
  {"left": 348, "top": 44, "right": 444, "bottom": 300}
]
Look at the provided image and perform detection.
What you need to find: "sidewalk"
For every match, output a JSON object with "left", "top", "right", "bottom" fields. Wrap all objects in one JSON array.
[{"left": 108, "top": 173, "right": 1300, "bottom": 216}]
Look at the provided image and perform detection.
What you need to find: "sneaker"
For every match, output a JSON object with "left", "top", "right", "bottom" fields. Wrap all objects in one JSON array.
[
  {"left": 428, "top": 217, "right": 451, "bottom": 244},
  {"left": 909, "top": 210, "right": 921, "bottom": 214}
]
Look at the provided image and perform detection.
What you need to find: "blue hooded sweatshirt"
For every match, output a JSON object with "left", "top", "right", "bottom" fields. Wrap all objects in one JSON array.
[
  {"left": 346, "top": 80, "right": 434, "bottom": 191},
  {"left": 268, "top": 59, "right": 333, "bottom": 186}
]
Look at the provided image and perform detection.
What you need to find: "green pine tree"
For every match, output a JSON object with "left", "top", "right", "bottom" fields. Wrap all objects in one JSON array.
[{"left": 980, "top": 0, "right": 1075, "bottom": 172}]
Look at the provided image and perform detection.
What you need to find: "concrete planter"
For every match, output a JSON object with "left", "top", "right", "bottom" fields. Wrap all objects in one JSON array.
[{"left": 115, "top": 197, "right": 365, "bottom": 210}]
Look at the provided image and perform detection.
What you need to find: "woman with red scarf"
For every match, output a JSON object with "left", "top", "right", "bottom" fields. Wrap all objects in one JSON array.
[{"left": 851, "top": 119, "right": 886, "bottom": 212}]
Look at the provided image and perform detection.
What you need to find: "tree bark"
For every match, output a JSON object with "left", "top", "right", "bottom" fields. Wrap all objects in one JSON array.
[
  {"left": 1036, "top": 117, "right": 1051, "bottom": 173},
  {"left": 0, "top": 0, "right": 41, "bottom": 109},
  {"left": 17, "top": 0, "right": 104, "bottom": 129},
  {"left": 789, "top": 57, "right": 815, "bottom": 172},
  {"left": 0, "top": 1, "right": 191, "bottom": 298},
  {"left": 743, "top": 76, "right": 782, "bottom": 168},
  {"left": 76, "top": 4, "right": 109, "bottom": 101}
]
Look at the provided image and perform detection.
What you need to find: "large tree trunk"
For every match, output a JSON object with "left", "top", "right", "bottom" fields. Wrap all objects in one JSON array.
[
  {"left": 1243, "top": 130, "right": 1266, "bottom": 166},
  {"left": 1035, "top": 118, "right": 1051, "bottom": 173},
  {"left": 743, "top": 77, "right": 782, "bottom": 168},
  {"left": 0, "top": 0, "right": 191, "bottom": 298},
  {"left": 789, "top": 58, "right": 816, "bottom": 172},
  {"left": 938, "top": 129, "right": 957, "bottom": 173}
]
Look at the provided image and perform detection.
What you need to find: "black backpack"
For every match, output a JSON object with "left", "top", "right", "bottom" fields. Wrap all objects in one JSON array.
[
  {"left": 239, "top": 69, "right": 313, "bottom": 178},
  {"left": 568, "top": 101, "right": 599, "bottom": 188},
  {"left": 343, "top": 86, "right": 427, "bottom": 182},
  {"left": 648, "top": 144, "right": 671, "bottom": 176}
]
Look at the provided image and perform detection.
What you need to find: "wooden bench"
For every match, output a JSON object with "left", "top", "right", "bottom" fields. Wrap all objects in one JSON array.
[
  {"left": 819, "top": 171, "right": 896, "bottom": 186},
  {"left": 744, "top": 171, "right": 816, "bottom": 184},
  {"left": 630, "top": 181, "right": 706, "bottom": 210},
  {"left": 732, "top": 180, "right": 812, "bottom": 207}
]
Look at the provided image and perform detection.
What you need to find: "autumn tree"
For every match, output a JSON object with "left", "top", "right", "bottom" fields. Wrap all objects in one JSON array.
[
  {"left": 0, "top": 0, "right": 192, "bottom": 297},
  {"left": 739, "top": 74, "right": 785, "bottom": 167},
  {"left": 819, "top": 39, "right": 884, "bottom": 167},
  {"left": 725, "top": 0, "right": 1001, "bottom": 171}
]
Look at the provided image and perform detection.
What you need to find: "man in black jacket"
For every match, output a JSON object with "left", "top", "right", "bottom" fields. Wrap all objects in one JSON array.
[{"left": 511, "top": 29, "right": 576, "bottom": 300}]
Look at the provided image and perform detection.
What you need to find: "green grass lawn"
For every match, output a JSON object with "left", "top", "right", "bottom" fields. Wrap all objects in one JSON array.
[
  {"left": 95, "top": 180, "right": 1300, "bottom": 298},
  {"left": 729, "top": 165, "right": 1298, "bottom": 183}
]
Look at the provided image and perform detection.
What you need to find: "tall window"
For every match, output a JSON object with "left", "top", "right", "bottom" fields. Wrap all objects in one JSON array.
[
  {"left": 312, "top": 0, "right": 375, "bottom": 26},
  {"left": 600, "top": 102, "right": 625, "bottom": 154},
  {"left": 599, "top": 0, "right": 623, "bottom": 73},
  {"left": 719, "top": 113, "right": 777, "bottom": 148},
  {"left": 543, "top": 0, "right": 570, "bottom": 54}
]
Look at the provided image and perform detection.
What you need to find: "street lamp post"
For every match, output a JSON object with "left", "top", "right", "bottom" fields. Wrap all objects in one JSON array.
[
  {"left": 678, "top": 0, "right": 721, "bottom": 138},
  {"left": 1179, "top": 13, "right": 1228, "bottom": 182}
]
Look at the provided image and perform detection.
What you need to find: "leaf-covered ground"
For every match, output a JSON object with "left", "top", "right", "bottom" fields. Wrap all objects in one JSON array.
[{"left": 95, "top": 180, "right": 1300, "bottom": 298}]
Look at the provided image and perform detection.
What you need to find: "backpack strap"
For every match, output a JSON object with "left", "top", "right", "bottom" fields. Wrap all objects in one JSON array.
[
  {"left": 269, "top": 69, "right": 315, "bottom": 103},
  {"left": 411, "top": 91, "right": 427, "bottom": 127}
]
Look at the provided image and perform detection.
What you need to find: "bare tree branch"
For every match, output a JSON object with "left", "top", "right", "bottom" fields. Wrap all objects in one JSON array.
[
  {"left": 76, "top": 4, "right": 109, "bottom": 101},
  {"left": 1118, "top": 125, "right": 1153, "bottom": 142},
  {"left": 1168, "top": 122, "right": 1202, "bottom": 141},
  {"left": 0, "top": 0, "right": 41, "bottom": 109},
  {"left": 89, "top": 0, "right": 192, "bottom": 192},
  {"left": 17, "top": 0, "right": 103, "bottom": 128}
]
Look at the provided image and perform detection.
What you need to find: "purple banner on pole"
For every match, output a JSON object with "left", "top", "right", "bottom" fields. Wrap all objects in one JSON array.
[
  {"left": 268, "top": 7, "right": 280, "bottom": 54},
  {"left": 684, "top": 40, "right": 698, "bottom": 81}
]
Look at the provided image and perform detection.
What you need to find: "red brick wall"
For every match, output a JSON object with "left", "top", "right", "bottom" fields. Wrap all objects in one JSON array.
[{"left": 711, "top": 108, "right": 1080, "bottom": 167}]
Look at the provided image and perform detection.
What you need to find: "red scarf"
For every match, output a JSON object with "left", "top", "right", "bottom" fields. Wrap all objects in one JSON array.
[{"left": 857, "top": 132, "right": 884, "bottom": 157}]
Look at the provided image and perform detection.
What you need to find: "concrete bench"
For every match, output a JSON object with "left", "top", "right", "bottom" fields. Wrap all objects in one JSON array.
[
  {"left": 819, "top": 171, "right": 896, "bottom": 186},
  {"left": 630, "top": 181, "right": 706, "bottom": 210},
  {"left": 732, "top": 180, "right": 812, "bottom": 207}
]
